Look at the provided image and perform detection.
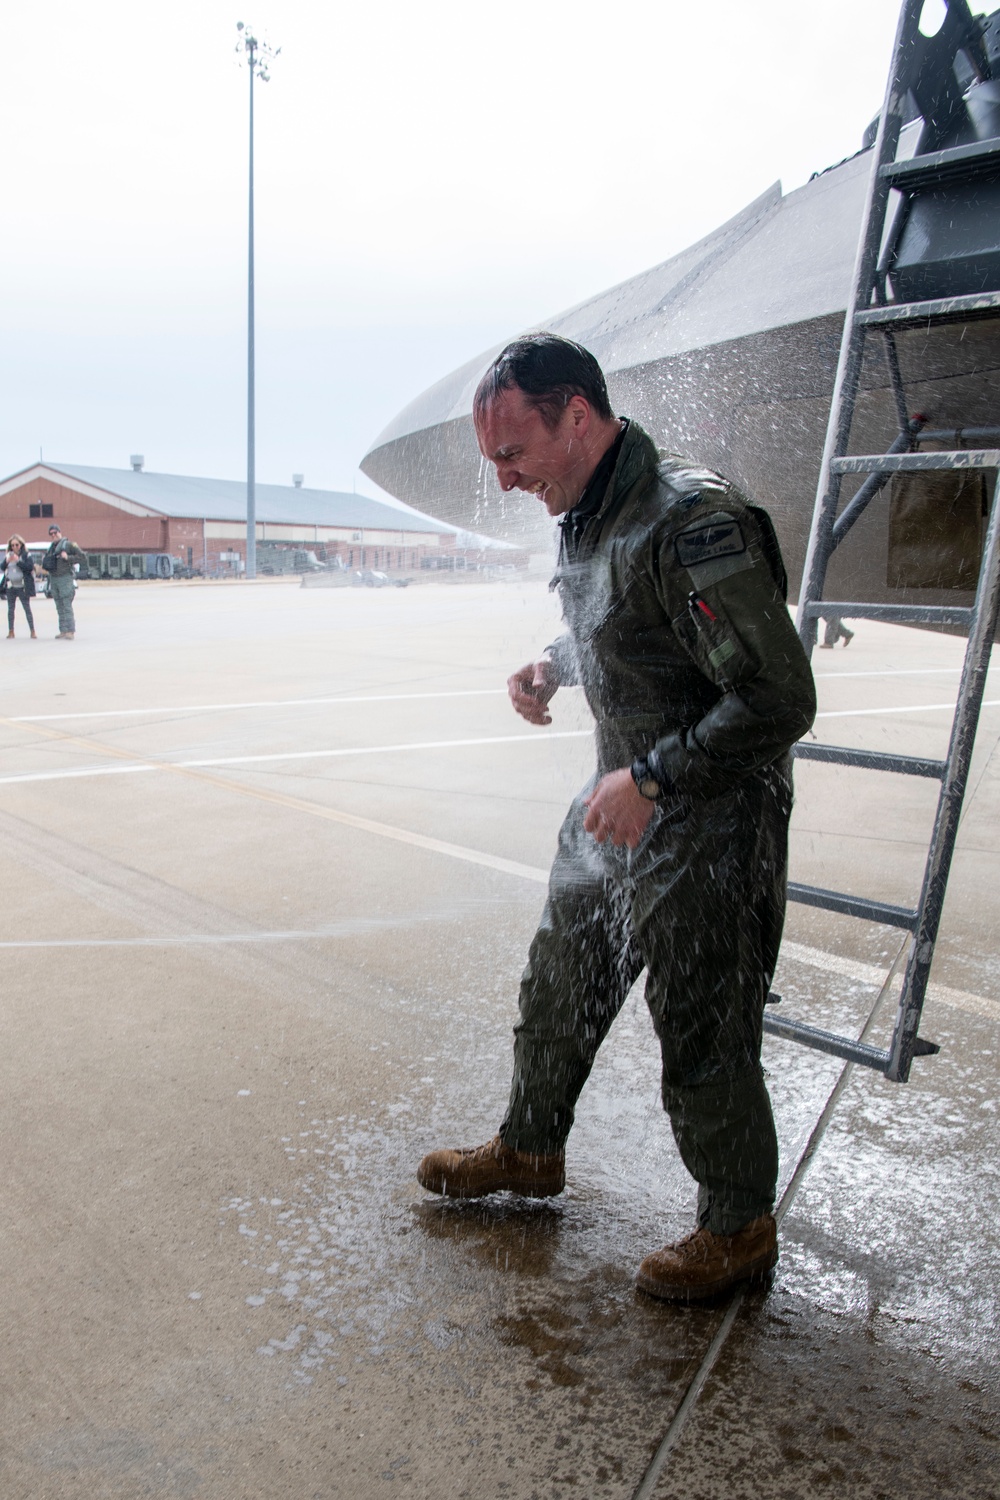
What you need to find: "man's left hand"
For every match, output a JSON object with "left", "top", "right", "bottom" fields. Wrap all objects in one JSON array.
[{"left": 582, "top": 768, "right": 655, "bottom": 849}]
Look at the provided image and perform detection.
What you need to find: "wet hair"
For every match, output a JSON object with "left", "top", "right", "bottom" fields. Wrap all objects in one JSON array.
[
  {"left": 473, "top": 333, "right": 613, "bottom": 432},
  {"left": 7, "top": 533, "right": 25, "bottom": 550}
]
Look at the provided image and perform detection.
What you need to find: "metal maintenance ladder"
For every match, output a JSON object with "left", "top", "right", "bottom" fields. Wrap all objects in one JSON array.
[{"left": 764, "top": 0, "right": 1000, "bottom": 1082}]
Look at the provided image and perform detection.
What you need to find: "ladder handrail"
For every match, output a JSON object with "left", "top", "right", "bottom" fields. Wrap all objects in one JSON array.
[
  {"left": 796, "top": 0, "right": 924, "bottom": 650},
  {"left": 781, "top": 0, "right": 1000, "bottom": 1081},
  {"left": 886, "top": 469, "right": 1000, "bottom": 1080}
]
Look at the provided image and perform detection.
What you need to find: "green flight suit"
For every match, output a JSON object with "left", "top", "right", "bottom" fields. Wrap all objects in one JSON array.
[
  {"left": 44, "top": 538, "right": 85, "bottom": 635},
  {"left": 499, "top": 421, "right": 817, "bottom": 1234}
]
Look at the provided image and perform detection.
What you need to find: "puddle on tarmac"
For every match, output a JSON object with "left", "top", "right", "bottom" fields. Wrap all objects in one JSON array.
[{"left": 218, "top": 953, "right": 998, "bottom": 1404}]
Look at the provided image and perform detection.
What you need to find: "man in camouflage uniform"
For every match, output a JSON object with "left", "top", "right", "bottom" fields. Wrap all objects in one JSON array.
[
  {"left": 43, "top": 524, "right": 85, "bottom": 640},
  {"left": 418, "top": 335, "right": 816, "bottom": 1301}
]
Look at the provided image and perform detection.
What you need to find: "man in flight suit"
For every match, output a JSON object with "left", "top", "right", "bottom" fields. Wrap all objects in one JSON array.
[
  {"left": 417, "top": 334, "right": 816, "bottom": 1301},
  {"left": 43, "top": 524, "right": 85, "bottom": 640}
]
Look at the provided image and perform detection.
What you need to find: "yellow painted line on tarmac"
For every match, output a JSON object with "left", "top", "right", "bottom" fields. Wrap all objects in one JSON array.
[
  {"left": 0, "top": 708, "right": 995, "bottom": 1014},
  {"left": 1, "top": 715, "right": 997, "bottom": 1016},
  {"left": 0, "top": 714, "right": 556, "bottom": 884},
  {"left": 192, "top": 776, "right": 553, "bottom": 886}
]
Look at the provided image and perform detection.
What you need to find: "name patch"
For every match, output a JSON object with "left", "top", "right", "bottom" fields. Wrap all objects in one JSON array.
[{"left": 675, "top": 516, "right": 746, "bottom": 569}]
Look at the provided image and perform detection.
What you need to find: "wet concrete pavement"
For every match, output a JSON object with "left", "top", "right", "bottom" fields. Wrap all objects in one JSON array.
[{"left": 0, "top": 578, "right": 996, "bottom": 1498}]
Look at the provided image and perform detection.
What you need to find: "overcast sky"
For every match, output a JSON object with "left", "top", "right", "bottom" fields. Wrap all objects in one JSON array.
[{"left": 1, "top": 0, "right": 918, "bottom": 497}]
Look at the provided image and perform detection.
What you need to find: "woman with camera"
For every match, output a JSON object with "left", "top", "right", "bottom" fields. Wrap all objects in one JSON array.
[{"left": 2, "top": 535, "right": 37, "bottom": 639}]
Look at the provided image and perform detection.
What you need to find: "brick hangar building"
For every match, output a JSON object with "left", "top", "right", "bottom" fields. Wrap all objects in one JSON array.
[{"left": 0, "top": 459, "right": 523, "bottom": 576}]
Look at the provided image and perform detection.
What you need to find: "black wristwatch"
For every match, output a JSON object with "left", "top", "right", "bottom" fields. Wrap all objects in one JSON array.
[{"left": 631, "top": 753, "right": 669, "bottom": 801}]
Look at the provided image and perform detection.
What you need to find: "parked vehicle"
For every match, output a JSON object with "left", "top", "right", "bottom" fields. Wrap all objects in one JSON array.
[
  {"left": 79, "top": 552, "right": 175, "bottom": 580},
  {"left": 352, "top": 569, "right": 413, "bottom": 589},
  {"left": 258, "top": 545, "right": 333, "bottom": 575}
]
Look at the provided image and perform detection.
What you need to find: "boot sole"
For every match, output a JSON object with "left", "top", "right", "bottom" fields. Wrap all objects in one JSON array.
[
  {"left": 417, "top": 1171, "right": 565, "bottom": 1200},
  {"left": 636, "top": 1248, "right": 778, "bottom": 1303}
]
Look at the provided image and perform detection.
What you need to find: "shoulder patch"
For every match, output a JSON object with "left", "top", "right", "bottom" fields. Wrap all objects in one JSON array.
[{"left": 674, "top": 514, "right": 746, "bottom": 569}]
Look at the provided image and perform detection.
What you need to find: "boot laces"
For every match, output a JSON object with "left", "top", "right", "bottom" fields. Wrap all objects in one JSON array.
[
  {"left": 459, "top": 1136, "right": 504, "bottom": 1163},
  {"left": 671, "top": 1227, "right": 716, "bottom": 1261}
]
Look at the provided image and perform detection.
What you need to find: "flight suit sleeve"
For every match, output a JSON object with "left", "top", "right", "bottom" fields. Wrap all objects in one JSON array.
[
  {"left": 647, "top": 505, "right": 817, "bottom": 799},
  {"left": 544, "top": 632, "right": 582, "bottom": 687}
]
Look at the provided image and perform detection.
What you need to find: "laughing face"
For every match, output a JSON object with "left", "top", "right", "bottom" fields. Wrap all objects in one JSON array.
[{"left": 475, "top": 387, "right": 599, "bottom": 518}]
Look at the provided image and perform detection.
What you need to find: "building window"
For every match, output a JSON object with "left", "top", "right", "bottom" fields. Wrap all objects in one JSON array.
[{"left": 29, "top": 503, "right": 54, "bottom": 519}]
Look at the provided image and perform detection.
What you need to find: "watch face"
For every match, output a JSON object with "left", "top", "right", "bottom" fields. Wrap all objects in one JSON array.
[{"left": 639, "top": 776, "right": 661, "bottom": 800}]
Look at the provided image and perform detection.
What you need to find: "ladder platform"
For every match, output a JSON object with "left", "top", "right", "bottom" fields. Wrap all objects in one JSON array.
[
  {"left": 787, "top": 881, "right": 918, "bottom": 929},
  {"left": 801, "top": 600, "right": 974, "bottom": 627},
  {"left": 831, "top": 450, "right": 1000, "bottom": 474},
  {"left": 856, "top": 290, "right": 1000, "bottom": 329},
  {"left": 880, "top": 134, "right": 1000, "bottom": 189},
  {"left": 792, "top": 741, "right": 947, "bottom": 778}
]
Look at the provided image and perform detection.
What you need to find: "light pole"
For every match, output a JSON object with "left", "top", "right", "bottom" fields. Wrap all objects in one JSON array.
[{"left": 236, "top": 22, "right": 278, "bottom": 580}]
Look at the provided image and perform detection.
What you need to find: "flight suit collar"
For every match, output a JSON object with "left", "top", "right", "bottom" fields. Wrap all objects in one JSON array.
[{"left": 559, "top": 418, "right": 660, "bottom": 562}]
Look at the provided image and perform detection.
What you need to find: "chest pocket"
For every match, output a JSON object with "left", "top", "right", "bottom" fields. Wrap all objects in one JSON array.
[{"left": 556, "top": 549, "right": 628, "bottom": 643}]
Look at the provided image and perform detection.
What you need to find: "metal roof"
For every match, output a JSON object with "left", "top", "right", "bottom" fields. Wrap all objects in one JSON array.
[{"left": 42, "top": 463, "right": 453, "bottom": 535}]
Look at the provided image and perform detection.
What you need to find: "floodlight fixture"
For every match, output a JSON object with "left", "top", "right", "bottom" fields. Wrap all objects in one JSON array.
[{"left": 235, "top": 21, "right": 280, "bottom": 580}]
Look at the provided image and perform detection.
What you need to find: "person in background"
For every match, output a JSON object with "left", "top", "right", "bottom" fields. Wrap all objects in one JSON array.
[
  {"left": 43, "top": 524, "right": 85, "bottom": 640},
  {"left": 2, "top": 535, "right": 37, "bottom": 639},
  {"left": 820, "top": 614, "right": 854, "bottom": 648}
]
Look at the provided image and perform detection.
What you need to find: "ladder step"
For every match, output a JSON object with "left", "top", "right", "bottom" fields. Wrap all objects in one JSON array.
[
  {"left": 763, "top": 1016, "right": 940, "bottom": 1069},
  {"left": 762, "top": 1014, "right": 891, "bottom": 1071},
  {"left": 792, "top": 742, "right": 946, "bottom": 778},
  {"left": 879, "top": 135, "right": 1000, "bottom": 189},
  {"left": 831, "top": 450, "right": 999, "bottom": 474},
  {"left": 856, "top": 291, "right": 1000, "bottom": 329},
  {"left": 802, "top": 601, "right": 974, "bottom": 627},
  {"left": 787, "top": 881, "right": 918, "bottom": 929}
]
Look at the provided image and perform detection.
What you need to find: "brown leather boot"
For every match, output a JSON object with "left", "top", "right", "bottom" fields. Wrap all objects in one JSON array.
[
  {"left": 417, "top": 1135, "right": 565, "bottom": 1199},
  {"left": 636, "top": 1214, "right": 778, "bottom": 1302},
  {"left": 6, "top": 630, "right": 13, "bottom": 639}
]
